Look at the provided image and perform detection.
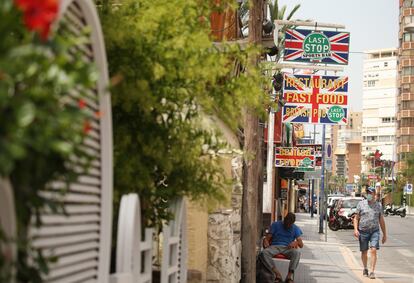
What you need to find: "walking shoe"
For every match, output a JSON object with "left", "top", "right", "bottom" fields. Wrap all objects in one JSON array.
[
  {"left": 369, "top": 272, "right": 376, "bottom": 279},
  {"left": 363, "top": 269, "right": 368, "bottom": 276}
]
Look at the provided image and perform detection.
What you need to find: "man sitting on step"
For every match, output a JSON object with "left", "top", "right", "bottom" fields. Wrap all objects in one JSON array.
[{"left": 260, "top": 212, "right": 304, "bottom": 283}]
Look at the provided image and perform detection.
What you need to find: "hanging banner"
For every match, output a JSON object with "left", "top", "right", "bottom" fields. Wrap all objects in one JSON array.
[
  {"left": 275, "top": 147, "right": 315, "bottom": 169},
  {"left": 284, "top": 29, "right": 350, "bottom": 65},
  {"left": 282, "top": 73, "right": 348, "bottom": 125}
]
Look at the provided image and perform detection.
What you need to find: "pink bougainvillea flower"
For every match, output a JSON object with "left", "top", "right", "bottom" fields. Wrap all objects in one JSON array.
[{"left": 15, "top": 0, "right": 59, "bottom": 40}]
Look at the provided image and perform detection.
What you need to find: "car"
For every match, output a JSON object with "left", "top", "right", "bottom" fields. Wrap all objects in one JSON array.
[{"left": 334, "top": 197, "right": 363, "bottom": 220}]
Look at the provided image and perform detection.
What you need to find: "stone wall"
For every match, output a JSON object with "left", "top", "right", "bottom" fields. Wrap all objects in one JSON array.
[{"left": 207, "top": 155, "right": 243, "bottom": 283}]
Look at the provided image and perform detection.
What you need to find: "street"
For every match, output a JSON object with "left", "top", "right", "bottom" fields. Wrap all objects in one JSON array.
[{"left": 332, "top": 215, "right": 414, "bottom": 282}]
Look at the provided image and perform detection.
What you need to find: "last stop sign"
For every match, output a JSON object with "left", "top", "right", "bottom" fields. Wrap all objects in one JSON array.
[{"left": 302, "top": 32, "right": 331, "bottom": 59}]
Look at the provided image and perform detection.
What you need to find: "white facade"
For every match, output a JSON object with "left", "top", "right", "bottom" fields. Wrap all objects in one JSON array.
[{"left": 362, "top": 48, "right": 397, "bottom": 173}]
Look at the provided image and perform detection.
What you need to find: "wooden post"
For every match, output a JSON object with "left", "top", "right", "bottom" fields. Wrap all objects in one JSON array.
[{"left": 241, "top": 0, "right": 263, "bottom": 282}]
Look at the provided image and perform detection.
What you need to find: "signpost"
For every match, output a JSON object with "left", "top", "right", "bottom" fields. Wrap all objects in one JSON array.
[
  {"left": 406, "top": 183, "right": 413, "bottom": 195},
  {"left": 270, "top": 20, "right": 349, "bottom": 237},
  {"left": 405, "top": 183, "right": 413, "bottom": 214},
  {"left": 284, "top": 28, "right": 350, "bottom": 65},
  {"left": 275, "top": 147, "right": 315, "bottom": 169},
  {"left": 282, "top": 73, "right": 349, "bottom": 125}
]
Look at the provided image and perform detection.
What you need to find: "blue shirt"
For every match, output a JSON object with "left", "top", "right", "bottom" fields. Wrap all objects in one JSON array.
[{"left": 270, "top": 221, "right": 303, "bottom": 246}]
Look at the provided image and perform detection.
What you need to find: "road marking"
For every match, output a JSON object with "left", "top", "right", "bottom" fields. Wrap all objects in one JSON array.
[
  {"left": 339, "top": 245, "right": 385, "bottom": 283},
  {"left": 397, "top": 248, "right": 414, "bottom": 258}
]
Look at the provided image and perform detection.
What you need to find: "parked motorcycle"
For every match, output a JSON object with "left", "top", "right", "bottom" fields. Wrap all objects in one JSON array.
[
  {"left": 328, "top": 209, "right": 357, "bottom": 231},
  {"left": 384, "top": 204, "right": 406, "bottom": 218}
]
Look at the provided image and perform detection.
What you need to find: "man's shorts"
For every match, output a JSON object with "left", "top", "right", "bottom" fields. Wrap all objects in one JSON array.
[{"left": 359, "top": 229, "right": 380, "bottom": 251}]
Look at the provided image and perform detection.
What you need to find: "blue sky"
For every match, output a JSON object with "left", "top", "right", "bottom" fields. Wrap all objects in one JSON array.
[{"left": 277, "top": 0, "right": 399, "bottom": 111}]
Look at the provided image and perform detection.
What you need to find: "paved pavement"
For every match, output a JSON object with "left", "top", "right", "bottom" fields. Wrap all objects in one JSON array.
[
  {"left": 272, "top": 213, "right": 363, "bottom": 283},
  {"left": 333, "top": 214, "right": 414, "bottom": 283}
]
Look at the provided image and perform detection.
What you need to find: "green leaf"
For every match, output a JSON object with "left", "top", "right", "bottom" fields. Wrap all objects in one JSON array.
[{"left": 17, "top": 102, "right": 35, "bottom": 127}]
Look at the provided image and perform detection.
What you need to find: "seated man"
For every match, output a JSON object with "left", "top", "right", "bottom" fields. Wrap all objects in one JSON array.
[{"left": 260, "top": 212, "right": 303, "bottom": 283}]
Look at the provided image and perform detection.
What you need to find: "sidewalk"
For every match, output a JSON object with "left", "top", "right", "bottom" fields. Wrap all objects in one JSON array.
[{"left": 272, "top": 213, "right": 382, "bottom": 283}]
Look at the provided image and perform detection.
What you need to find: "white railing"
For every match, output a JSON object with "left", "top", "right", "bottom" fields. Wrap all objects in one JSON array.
[
  {"left": 161, "top": 198, "right": 187, "bottom": 283},
  {"left": 111, "top": 194, "right": 154, "bottom": 283},
  {"left": 110, "top": 194, "right": 187, "bottom": 283}
]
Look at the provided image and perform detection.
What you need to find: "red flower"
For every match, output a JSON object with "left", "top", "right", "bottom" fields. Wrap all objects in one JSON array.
[
  {"left": 94, "top": 111, "right": 102, "bottom": 118},
  {"left": 83, "top": 120, "right": 91, "bottom": 134},
  {"left": 15, "top": 0, "right": 59, "bottom": 41},
  {"left": 78, "top": 99, "right": 86, "bottom": 109}
]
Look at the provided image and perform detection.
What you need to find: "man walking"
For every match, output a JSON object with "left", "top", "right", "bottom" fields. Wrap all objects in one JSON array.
[
  {"left": 353, "top": 187, "right": 387, "bottom": 279},
  {"left": 259, "top": 212, "right": 303, "bottom": 283}
]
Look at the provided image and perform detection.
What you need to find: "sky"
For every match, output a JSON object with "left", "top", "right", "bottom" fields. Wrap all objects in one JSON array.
[{"left": 277, "top": 0, "right": 399, "bottom": 112}]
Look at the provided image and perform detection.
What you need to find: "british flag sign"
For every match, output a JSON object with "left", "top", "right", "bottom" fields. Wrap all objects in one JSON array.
[
  {"left": 284, "top": 29, "right": 350, "bottom": 65},
  {"left": 282, "top": 73, "right": 349, "bottom": 125}
]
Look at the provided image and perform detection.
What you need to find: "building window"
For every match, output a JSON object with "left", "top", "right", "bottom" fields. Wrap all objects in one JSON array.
[
  {"left": 403, "top": 32, "right": 414, "bottom": 42},
  {"left": 401, "top": 100, "right": 414, "bottom": 109},
  {"left": 401, "top": 117, "right": 414, "bottom": 127},
  {"left": 378, "top": 136, "right": 393, "bottom": 142},
  {"left": 381, "top": 117, "right": 395, "bottom": 123},
  {"left": 402, "top": 66, "right": 414, "bottom": 75},
  {"left": 404, "top": 0, "right": 414, "bottom": 7},
  {"left": 384, "top": 62, "right": 388, "bottom": 67},
  {"left": 401, "top": 136, "right": 414, "bottom": 144},
  {"left": 405, "top": 15, "right": 414, "bottom": 24}
]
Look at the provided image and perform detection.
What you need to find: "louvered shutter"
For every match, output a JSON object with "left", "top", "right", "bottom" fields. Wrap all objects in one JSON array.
[{"left": 30, "top": 1, "right": 113, "bottom": 282}]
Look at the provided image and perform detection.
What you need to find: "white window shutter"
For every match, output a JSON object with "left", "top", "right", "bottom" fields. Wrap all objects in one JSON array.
[{"left": 30, "top": 1, "right": 113, "bottom": 282}]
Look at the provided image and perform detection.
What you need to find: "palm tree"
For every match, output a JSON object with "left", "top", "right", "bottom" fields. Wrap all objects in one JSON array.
[
  {"left": 268, "top": 0, "right": 300, "bottom": 25},
  {"left": 268, "top": 0, "right": 301, "bottom": 54},
  {"left": 239, "top": 0, "right": 300, "bottom": 44}
]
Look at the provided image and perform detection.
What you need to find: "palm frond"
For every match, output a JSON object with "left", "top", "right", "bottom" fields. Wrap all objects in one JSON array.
[
  {"left": 278, "top": 6, "right": 286, "bottom": 20},
  {"left": 286, "top": 4, "right": 300, "bottom": 21}
]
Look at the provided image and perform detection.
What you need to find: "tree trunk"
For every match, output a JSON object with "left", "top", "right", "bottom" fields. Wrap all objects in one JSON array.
[{"left": 241, "top": 0, "right": 263, "bottom": 282}]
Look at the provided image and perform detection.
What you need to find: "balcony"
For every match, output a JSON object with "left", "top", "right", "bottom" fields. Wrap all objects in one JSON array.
[
  {"left": 401, "top": 109, "right": 414, "bottom": 118},
  {"left": 401, "top": 58, "right": 414, "bottom": 67},
  {"left": 401, "top": 92, "right": 413, "bottom": 101},
  {"left": 403, "top": 8, "right": 414, "bottom": 17},
  {"left": 400, "top": 75, "right": 414, "bottom": 83},
  {"left": 399, "top": 126, "right": 414, "bottom": 135},
  {"left": 401, "top": 42, "right": 414, "bottom": 51},
  {"left": 397, "top": 144, "right": 413, "bottom": 153}
]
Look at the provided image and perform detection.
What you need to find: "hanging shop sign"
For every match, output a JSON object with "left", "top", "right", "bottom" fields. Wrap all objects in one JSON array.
[
  {"left": 296, "top": 144, "right": 322, "bottom": 169},
  {"left": 275, "top": 147, "right": 315, "bottom": 169},
  {"left": 284, "top": 28, "right": 350, "bottom": 65},
  {"left": 282, "top": 73, "right": 348, "bottom": 125}
]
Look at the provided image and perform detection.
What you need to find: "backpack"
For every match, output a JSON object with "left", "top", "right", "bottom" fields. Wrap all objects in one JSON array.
[{"left": 256, "top": 252, "right": 275, "bottom": 283}]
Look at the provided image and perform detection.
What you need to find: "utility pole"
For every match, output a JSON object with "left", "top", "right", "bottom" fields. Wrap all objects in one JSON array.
[{"left": 241, "top": 0, "right": 263, "bottom": 282}]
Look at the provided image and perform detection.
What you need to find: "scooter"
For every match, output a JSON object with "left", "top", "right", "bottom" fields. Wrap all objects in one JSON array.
[
  {"left": 328, "top": 209, "right": 356, "bottom": 231},
  {"left": 384, "top": 204, "right": 406, "bottom": 218}
]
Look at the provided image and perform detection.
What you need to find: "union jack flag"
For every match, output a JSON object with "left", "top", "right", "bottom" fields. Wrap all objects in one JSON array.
[
  {"left": 282, "top": 73, "right": 349, "bottom": 125},
  {"left": 284, "top": 29, "right": 350, "bottom": 65}
]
